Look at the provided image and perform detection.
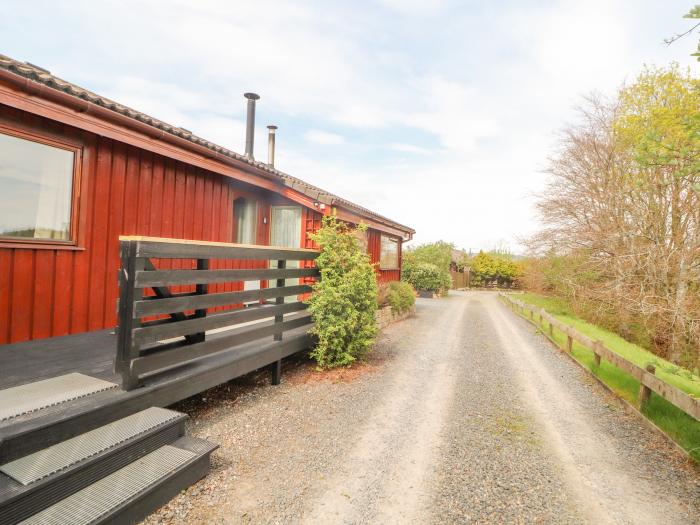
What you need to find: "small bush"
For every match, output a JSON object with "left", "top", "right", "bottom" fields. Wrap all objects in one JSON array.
[
  {"left": 306, "top": 216, "right": 378, "bottom": 368},
  {"left": 403, "top": 262, "right": 450, "bottom": 292},
  {"left": 377, "top": 282, "right": 391, "bottom": 308},
  {"left": 386, "top": 281, "right": 415, "bottom": 314}
]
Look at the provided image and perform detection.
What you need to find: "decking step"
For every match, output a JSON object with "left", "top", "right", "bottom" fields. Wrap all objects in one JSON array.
[
  {"left": 0, "top": 374, "right": 118, "bottom": 422},
  {"left": 0, "top": 408, "right": 187, "bottom": 525},
  {"left": 20, "top": 437, "right": 216, "bottom": 525},
  {"left": 1, "top": 407, "right": 182, "bottom": 486}
]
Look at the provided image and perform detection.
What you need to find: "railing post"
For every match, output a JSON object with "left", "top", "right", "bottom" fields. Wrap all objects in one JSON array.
[
  {"left": 270, "top": 258, "right": 286, "bottom": 385},
  {"left": 549, "top": 320, "right": 554, "bottom": 337},
  {"left": 639, "top": 364, "right": 655, "bottom": 409},
  {"left": 274, "top": 259, "right": 286, "bottom": 341},
  {"left": 593, "top": 340, "right": 603, "bottom": 368},
  {"left": 566, "top": 330, "right": 573, "bottom": 353},
  {"left": 191, "top": 258, "right": 209, "bottom": 344},
  {"left": 115, "top": 240, "right": 144, "bottom": 390}
]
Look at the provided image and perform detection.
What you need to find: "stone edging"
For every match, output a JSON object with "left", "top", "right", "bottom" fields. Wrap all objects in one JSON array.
[{"left": 376, "top": 305, "right": 416, "bottom": 330}]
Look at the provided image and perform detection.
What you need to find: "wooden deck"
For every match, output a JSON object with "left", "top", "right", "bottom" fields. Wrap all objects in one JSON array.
[
  {"left": 0, "top": 324, "right": 312, "bottom": 463},
  {"left": 0, "top": 330, "right": 119, "bottom": 391}
]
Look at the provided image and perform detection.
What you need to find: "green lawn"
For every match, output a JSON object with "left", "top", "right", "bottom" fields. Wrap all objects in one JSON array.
[{"left": 507, "top": 292, "right": 700, "bottom": 462}]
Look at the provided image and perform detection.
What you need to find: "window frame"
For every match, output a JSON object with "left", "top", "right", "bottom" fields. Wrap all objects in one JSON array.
[
  {"left": 379, "top": 234, "right": 400, "bottom": 270},
  {"left": 0, "top": 124, "right": 84, "bottom": 250}
]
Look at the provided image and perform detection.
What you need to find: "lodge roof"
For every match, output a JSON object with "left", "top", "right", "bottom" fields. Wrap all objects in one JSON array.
[{"left": 0, "top": 55, "right": 414, "bottom": 236}]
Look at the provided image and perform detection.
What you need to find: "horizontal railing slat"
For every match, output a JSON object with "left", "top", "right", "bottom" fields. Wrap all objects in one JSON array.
[
  {"left": 642, "top": 371, "right": 700, "bottom": 420},
  {"left": 133, "top": 301, "right": 308, "bottom": 345},
  {"left": 501, "top": 294, "right": 700, "bottom": 423},
  {"left": 117, "top": 237, "right": 320, "bottom": 389},
  {"left": 131, "top": 238, "right": 319, "bottom": 260},
  {"left": 135, "top": 267, "right": 319, "bottom": 287},
  {"left": 130, "top": 314, "right": 313, "bottom": 376},
  {"left": 134, "top": 284, "right": 312, "bottom": 317}
]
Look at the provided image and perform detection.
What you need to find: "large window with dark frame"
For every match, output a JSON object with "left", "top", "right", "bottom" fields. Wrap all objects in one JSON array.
[
  {"left": 0, "top": 130, "right": 78, "bottom": 243},
  {"left": 379, "top": 235, "right": 399, "bottom": 270}
]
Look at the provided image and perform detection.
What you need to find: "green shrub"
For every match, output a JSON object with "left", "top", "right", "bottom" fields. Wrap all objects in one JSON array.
[
  {"left": 401, "top": 241, "right": 453, "bottom": 293},
  {"left": 386, "top": 281, "right": 415, "bottom": 314},
  {"left": 402, "top": 262, "right": 451, "bottom": 292},
  {"left": 306, "top": 216, "right": 378, "bottom": 368}
]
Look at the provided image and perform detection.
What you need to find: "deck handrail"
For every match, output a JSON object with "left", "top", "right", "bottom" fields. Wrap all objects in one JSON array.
[{"left": 116, "top": 236, "right": 319, "bottom": 390}]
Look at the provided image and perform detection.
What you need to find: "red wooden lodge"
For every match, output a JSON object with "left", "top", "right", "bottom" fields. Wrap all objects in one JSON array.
[{"left": 0, "top": 55, "right": 414, "bottom": 524}]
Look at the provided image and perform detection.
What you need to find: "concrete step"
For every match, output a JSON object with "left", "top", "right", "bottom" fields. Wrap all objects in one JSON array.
[{"left": 0, "top": 407, "right": 186, "bottom": 524}]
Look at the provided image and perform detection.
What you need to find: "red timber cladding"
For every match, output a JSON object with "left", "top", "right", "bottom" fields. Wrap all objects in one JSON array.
[
  {"left": 0, "top": 107, "right": 276, "bottom": 344},
  {"left": 297, "top": 213, "right": 403, "bottom": 285},
  {"left": 367, "top": 229, "right": 402, "bottom": 284}
]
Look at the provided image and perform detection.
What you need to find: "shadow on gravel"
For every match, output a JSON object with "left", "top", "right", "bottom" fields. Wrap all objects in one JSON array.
[{"left": 168, "top": 348, "right": 389, "bottom": 421}]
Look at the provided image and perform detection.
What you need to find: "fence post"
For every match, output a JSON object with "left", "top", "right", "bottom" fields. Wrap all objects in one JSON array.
[
  {"left": 115, "top": 240, "right": 144, "bottom": 390},
  {"left": 593, "top": 340, "right": 602, "bottom": 367},
  {"left": 639, "top": 365, "right": 655, "bottom": 409},
  {"left": 271, "top": 258, "right": 285, "bottom": 385},
  {"left": 566, "top": 330, "right": 573, "bottom": 353},
  {"left": 549, "top": 320, "right": 554, "bottom": 337},
  {"left": 191, "top": 258, "right": 209, "bottom": 344}
]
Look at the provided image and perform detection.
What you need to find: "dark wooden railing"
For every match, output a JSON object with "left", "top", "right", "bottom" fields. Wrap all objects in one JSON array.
[{"left": 115, "top": 236, "right": 319, "bottom": 390}]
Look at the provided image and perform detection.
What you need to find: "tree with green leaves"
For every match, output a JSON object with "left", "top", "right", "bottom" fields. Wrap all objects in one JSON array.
[
  {"left": 530, "top": 65, "right": 700, "bottom": 367},
  {"left": 470, "top": 251, "right": 522, "bottom": 288},
  {"left": 665, "top": 6, "right": 700, "bottom": 61}
]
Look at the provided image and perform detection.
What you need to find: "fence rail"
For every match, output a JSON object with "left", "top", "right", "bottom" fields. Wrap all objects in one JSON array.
[
  {"left": 116, "top": 236, "right": 320, "bottom": 390},
  {"left": 500, "top": 294, "right": 700, "bottom": 422}
]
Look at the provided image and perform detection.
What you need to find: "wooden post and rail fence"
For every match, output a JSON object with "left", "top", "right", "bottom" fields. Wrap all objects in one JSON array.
[
  {"left": 500, "top": 293, "right": 700, "bottom": 424},
  {"left": 116, "top": 236, "right": 320, "bottom": 390}
]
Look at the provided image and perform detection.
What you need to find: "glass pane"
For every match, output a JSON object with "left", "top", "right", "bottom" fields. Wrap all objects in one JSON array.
[
  {"left": 0, "top": 132, "right": 74, "bottom": 240},
  {"left": 234, "top": 199, "right": 257, "bottom": 244},
  {"left": 380, "top": 236, "right": 399, "bottom": 269},
  {"left": 270, "top": 206, "right": 302, "bottom": 302}
]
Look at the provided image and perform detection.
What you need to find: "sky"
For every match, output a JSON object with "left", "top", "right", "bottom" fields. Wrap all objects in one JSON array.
[{"left": 1, "top": 1, "right": 698, "bottom": 253}]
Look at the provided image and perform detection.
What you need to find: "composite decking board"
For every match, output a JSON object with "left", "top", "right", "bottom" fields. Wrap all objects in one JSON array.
[
  {"left": 0, "top": 327, "right": 313, "bottom": 463},
  {"left": 19, "top": 445, "right": 197, "bottom": 525},
  {"left": 0, "top": 330, "right": 119, "bottom": 390},
  {"left": 0, "top": 374, "right": 119, "bottom": 422},
  {"left": 0, "top": 407, "right": 182, "bottom": 485},
  {"left": 0, "top": 418, "right": 184, "bottom": 524}
]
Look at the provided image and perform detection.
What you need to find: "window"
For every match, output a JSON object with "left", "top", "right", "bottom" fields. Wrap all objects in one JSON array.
[
  {"left": 353, "top": 227, "right": 368, "bottom": 253},
  {"left": 380, "top": 235, "right": 399, "bottom": 269},
  {"left": 234, "top": 197, "right": 258, "bottom": 244},
  {"left": 0, "top": 130, "right": 78, "bottom": 242}
]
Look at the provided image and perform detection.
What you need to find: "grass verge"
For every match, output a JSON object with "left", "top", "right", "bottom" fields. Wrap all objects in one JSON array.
[{"left": 507, "top": 292, "right": 700, "bottom": 462}]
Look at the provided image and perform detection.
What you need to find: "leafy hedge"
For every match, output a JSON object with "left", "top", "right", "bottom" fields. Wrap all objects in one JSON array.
[
  {"left": 403, "top": 262, "right": 451, "bottom": 292},
  {"left": 401, "top": 241, "right": 453, "bottom": 293},
  {"left": 378, "top": 281, "right": 416, "bottom": 314},
  {"left": 306, "top": 216, "right": 378, "bottom": 368}
]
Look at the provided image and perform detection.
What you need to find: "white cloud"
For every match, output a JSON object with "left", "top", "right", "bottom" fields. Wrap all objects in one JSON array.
[
  {"left": 304, "top": 129, "right": 346, "bottom": 145},
  {"left": 389, "top": 143, "right": 433, "bottom": 155},
  {"left": 3, "top": 0, "right": 697, "bottom": 253}
]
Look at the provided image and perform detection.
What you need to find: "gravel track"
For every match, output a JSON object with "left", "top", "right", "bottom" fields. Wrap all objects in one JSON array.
[{"left": 144, "top": 291, "right": 700, "bottom": 524}]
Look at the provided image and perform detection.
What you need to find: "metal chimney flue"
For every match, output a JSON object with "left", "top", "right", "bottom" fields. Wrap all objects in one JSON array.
[
  {"left": 243, "top": 92, "right": 260, "bottom": 159},
  {"left": 267, "top": 125, "right": 277, "bottom": 167}
]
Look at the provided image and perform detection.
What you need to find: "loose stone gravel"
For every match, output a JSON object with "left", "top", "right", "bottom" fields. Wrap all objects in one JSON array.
[{"left": 142, "top": 291, "right": 700, "bottom": 525}]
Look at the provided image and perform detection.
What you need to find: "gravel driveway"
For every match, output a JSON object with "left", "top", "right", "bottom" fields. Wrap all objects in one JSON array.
[{"left": 144, "top": 291, "right": 700, "bottom": 524}]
